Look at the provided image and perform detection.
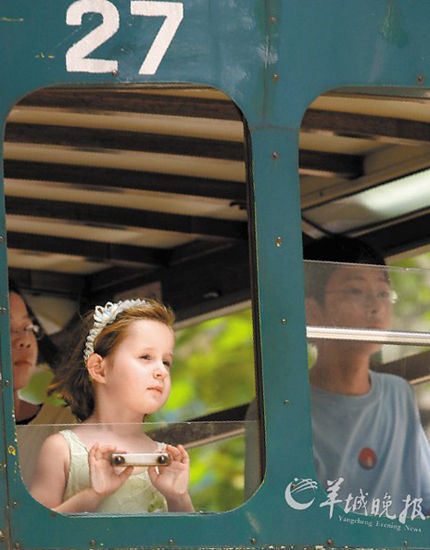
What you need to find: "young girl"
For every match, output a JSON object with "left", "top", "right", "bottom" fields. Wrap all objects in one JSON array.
[{"left": 30, "top": 298, "right": 194, "bottom": 514}]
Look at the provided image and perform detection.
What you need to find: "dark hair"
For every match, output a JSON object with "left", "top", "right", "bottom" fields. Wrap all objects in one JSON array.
[
  {"left": 8, "top": 279, "right": 59, "bottom": 366},
  {"left": 8, "top": 278, "right": 21, "bottom": 296},
  {"left": 303, "top": 236, "right": 387, "bottom": 303},
  {"left": 48, "top": 298, "right": 175, "bottom": 421}
]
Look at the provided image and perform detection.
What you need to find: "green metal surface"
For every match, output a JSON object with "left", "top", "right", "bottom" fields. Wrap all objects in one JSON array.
[{"left": 1, "top": 0, "right": 430, "bottom": 548}]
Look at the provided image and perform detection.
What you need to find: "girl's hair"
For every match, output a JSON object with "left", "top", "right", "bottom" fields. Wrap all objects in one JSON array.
[{"left": 48, "top": 298, "right": 175, "bottom": 421}]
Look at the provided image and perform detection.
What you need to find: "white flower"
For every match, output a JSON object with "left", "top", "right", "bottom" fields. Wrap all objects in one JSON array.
[{"left": 83, "top": 299, "right": 147, "bottom": 363}]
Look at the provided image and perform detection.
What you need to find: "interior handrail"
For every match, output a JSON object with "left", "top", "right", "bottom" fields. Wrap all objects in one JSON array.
[{"left": 306, "top": 325, "right": 430, "bottom": 346}]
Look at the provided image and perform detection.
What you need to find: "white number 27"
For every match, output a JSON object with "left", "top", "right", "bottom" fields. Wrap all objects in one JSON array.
[{"left": 66, "top": 0, "right": 184, "bottom": 75}]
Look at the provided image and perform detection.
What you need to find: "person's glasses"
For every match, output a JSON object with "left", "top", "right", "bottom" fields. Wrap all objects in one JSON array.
[
  {"left": 10, "top": 323, "right": 43, "bottom": 340},
  {"left": 325, "top": 288, "right": 398, "bottom": 305}
]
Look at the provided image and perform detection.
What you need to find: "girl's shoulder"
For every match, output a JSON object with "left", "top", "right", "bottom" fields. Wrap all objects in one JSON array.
[
  {"left": 42, "top": 431, "right": 70, "bottom": 452},
  {"left": 37, "top": 431, "right": 71, "bottom": 468}
]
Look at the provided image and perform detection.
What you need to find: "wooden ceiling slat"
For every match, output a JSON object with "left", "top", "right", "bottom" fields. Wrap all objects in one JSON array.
[
  {"left": 299, "top": 149, "right": 364, "bottom": 178},
  {"left": 19, "top": 89, "right": 243, "bottom": 121},
  {"left": 5, "top": 196, "right": 248, "bottom": 241},
  {"left": 4, "top": 160, "right": 246, "bottom": 201},
  {"left": 303, "top": 109, "right": 430, "bottom": 145},
  {"left": 85, "top": 265, "right": 153, "bottom": 293},
  {"left": 5, "top": 123, "right": 245, "bottom": 161},
  {"left": 8, "top": 267, "right": 86, "bottom": 298},
  {"left": 88, "top": 242, "right": 251, "bottom": 320},
  {"left": 359, "top": 211, "right": 430, "bottom": 258},
  {"left": 167, "top": 240, "right": 235, "bottom": 265},
  {"left": 7, "top": 231, "right": 168, "bottom": 267}
]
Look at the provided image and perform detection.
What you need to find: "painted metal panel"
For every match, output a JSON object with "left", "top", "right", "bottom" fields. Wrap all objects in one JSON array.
[{"left": 1, "top": 0, "right": 430, "bottom": 549}]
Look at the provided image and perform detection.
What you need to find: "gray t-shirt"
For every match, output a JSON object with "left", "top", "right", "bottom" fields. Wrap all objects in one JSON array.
[{"left": 311, "top": 371, "right": 430, "bottom": 516}]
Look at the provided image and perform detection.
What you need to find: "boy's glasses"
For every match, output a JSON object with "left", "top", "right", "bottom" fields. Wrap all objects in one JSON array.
[
  {"left": 10, "top": 323, "right": 43, "bottom": 340},
  {"left": 325, "top": 288, "right": 398, "bottom": 305}
]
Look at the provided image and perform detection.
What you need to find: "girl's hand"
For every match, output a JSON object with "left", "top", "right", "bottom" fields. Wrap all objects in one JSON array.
[
  {"left": 148, "top": 444, "right": 193, "bottom": 511},
  {"left": 88, "top": 443, "right": 134, "bottom": 497}
]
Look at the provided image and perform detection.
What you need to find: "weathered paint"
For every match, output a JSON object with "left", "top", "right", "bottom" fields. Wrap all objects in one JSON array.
[{"left": 1, "top": 0, "right": 430, "bottom": 549}]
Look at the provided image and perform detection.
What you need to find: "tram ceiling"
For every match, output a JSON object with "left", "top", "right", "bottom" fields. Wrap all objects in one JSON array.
[
  {"left": 5, "top": 86, "right": 430, "bottom": 314},
  {"left": 302, "top": 108, "right": 430, "bottom": 146}
]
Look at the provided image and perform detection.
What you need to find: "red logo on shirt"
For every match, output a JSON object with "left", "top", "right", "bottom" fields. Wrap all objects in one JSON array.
[{"left": 358, "top": 447, "right": 377, "bottom": 469}]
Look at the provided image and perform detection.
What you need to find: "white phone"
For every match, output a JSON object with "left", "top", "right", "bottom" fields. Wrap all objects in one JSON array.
[{"left": 111, "top": 452, "right": 171, "bottom": 467}]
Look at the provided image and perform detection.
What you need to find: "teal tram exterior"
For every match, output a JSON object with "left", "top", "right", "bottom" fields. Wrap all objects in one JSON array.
[{"left": 1, "top": 1, "right": 430, "bottom": 549}]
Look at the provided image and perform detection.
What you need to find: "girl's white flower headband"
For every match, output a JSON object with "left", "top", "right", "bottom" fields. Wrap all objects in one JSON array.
[{"left": 83, "top": 299, "right": 147, "bottom": 363}]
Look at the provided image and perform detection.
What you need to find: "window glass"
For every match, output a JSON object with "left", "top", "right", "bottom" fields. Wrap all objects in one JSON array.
[
  {"left": 16, "top": 418, "right": 256, "bottom": 513},
  {"left": 305, "top": 260, "right": 430, "bottom": 521},
  {"left": 300, "top": 88, "right": 430, "bottom": 245},
  {"left": 6, "top": 85, "right": 261, "bottom": 514}
]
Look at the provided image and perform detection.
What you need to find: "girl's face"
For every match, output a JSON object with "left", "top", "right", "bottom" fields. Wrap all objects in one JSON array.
[{"left": 103, "top": 319, "right": 174, "bottom": 416}]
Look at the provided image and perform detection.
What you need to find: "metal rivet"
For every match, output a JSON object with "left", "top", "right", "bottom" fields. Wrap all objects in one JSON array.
[
  {"left": 276, "top": 236, "right": 283, "bottom": 247},
  {"left": 404, "top": 542, "right": 409, "bottom": 547},
  {"left": 281, "top": 318, "right": 287, "bottom": 325},
  {"left": 250, "top": 538, "right": 257, "bottom": 544},
  {"left": 89, "top": 540, "right": 96, "bottom": 547},
  {"left": 417, "top": 74, "right": 424, "bottom": 83},
  {"left": 327, "top": 539, "right": 334, "bottom": 546},
  {"left": 0, "top": 307, "right": 7, "bottom": 314},
  {"left": 111, "top": 69, "right": 118, "bottom": 76},
  {"left": 14, "top": 542, "right": 20, "bottom": 549},
  {"left": 12, "top": 501, "right": 18, "bottom": 508},
  {"left": 273, "top": 73, "right": 280, "bottom": 82},
  {"left": 4, "top": 380, "right": 9, "bottom": 387},
  {"left": 0, "top": 236, "right": 4, "bottom": 244},
  {"left": 284, "top": 399, "right": 290, "bottom": 406},
  {"left": 269, "top": 16, "right": 277, "bottom": 24},
  {"left": 168, "top": 539, "right": 174, "bottom": 546},
  {"left": 272, "top": 151, "right": 279, "bottom": 160},
  {"left": 0, "top": 530, "right": 4, "bottom": 541}
]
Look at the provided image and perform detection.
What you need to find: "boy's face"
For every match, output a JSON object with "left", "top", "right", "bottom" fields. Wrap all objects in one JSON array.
[{"left": 307, "top": 264, "right": 393, "bottom": 355}]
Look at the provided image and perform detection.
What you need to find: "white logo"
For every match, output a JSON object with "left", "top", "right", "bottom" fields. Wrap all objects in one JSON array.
[{"left": 285, "top": 478, "right": 317, "bottom": 510}]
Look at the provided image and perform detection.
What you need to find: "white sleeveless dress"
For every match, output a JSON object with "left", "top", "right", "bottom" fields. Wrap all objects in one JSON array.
[{"left": 60, "top": 430, "right": 167, "bottom": 513}]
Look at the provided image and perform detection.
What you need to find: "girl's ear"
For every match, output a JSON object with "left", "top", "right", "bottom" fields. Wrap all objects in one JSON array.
[
  {"left": 86, "top": 353, "right": 107, "bottom": 384},
  {"left": 305, "top": 297, "right": 324, "bottom": 325}
]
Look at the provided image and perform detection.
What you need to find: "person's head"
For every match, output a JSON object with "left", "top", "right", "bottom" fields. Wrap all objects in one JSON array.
[
  {"left": 49, "top": 298, "right": 175, "bottom": 421},
  {"left": 9, "top": 282, "right": 39, "bottom": 391},
  {"left": 304, "top": 236, "right": 394, "bottom": 352},
  {"left": 304, "top": 235, "right": 387, "bottom": 304}
]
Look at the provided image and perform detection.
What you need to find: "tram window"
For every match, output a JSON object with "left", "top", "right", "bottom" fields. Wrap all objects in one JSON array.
[
  {"left": 5, "top": 85, "right": 260, "bottom": 513},
  {"left": 300, "top": 88, "right": 430, "bottom": 520},
  {"left": 304, "top": 258, "right": 430, "bottom": 518}
]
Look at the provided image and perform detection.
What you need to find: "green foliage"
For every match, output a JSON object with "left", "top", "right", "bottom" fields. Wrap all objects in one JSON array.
[
  {"left": 389, "top": 253, "right": 430, "bottom": 435},
  {"left": 188, "top": 436, "right": 246, "bottom": 511},
  {"left": 152, "top": 308, "right": 255, "bottom": 511},
  {"left": 19, "top": 366, "right": 65, "bottom": 407},
  {"left": 390, "top": 254, "right": 430, "bottom": 335},
  {"left": 152, "top": 309, "right": 255, "bottom": 423}
]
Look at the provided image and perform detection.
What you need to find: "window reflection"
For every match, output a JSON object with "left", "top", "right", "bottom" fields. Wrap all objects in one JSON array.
[
  {"left": 15, "top": 307, "right": 257, "bottom": 514},
  {"left": 17, "top": 420, "right": 256, "bottom": 513},
  {"left": 7, "top": 84, "right": 261, "bottom": 514},
  {"left": 305, "top": 255, "right": 430, "bottom": 518}
]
